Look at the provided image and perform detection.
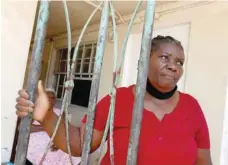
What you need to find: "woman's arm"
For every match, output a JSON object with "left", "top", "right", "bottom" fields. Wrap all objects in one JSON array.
[
  {"left": 42, "top": 111, "right": 103, "bottom": 156},
  {"left": 80, "top": 123, "right": 104, "bottom": 153},
  {"left": 30, "top": 124, "right": 43, "bottom": 133},
  {"left": 193, "top": 99, "right": 212, "bottom": 165},
  {"left": 15, "top": 85, "right": 104, "bottom": 156},
  {"left": 196, "top": 149, "right": 212, "bottom": 165}
]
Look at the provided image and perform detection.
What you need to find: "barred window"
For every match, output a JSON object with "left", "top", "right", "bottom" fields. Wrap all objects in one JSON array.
[{"left": 54, "top": 42, "right": 96, "bottom": 107}]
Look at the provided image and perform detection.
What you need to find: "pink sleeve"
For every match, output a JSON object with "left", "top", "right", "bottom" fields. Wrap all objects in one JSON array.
[
  {"left": 82, "top": 95, "right": 110, "bottom": 132},
  {"left": 194, "top": 100, "right": 210, "bottom": 149}
]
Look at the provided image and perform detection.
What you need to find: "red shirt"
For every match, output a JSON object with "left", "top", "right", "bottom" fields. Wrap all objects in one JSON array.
[{"left": 82, "top": 85, "right": 210, "bottom": 165}]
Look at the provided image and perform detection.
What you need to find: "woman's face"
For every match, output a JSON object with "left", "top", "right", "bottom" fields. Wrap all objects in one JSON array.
[
  {"left": 46, "top": 91, "right": 56, "bottom": 107},
  {"left": 148, "top": 43, "right": 185, "bottom": 92}
]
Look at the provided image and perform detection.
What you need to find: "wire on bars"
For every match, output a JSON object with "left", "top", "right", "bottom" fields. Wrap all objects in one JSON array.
[{"left": 62, "top": 1, "right": 74, "bottom": 164}]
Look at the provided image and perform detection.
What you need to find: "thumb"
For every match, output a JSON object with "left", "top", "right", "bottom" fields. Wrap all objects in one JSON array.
[{"left": 37, "top": 80, "right": 45, "bottom": 95}]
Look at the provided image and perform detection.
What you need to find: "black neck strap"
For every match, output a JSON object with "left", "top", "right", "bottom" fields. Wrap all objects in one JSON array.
[{"left": 146, "top": 78, "right": 177, "bottom": 100}]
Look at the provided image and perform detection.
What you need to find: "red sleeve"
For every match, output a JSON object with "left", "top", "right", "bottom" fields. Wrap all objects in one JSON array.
[
  {"left": 81, "top": 94, "right": 110, "bottom": 132},
  {"left": 194, "top": 100, "right": 210, "bottom": 149}
]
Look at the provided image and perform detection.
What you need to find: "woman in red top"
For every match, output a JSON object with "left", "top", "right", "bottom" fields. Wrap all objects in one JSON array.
[{"left": 16, "top": 35, "right": 212, "bottom": 165}]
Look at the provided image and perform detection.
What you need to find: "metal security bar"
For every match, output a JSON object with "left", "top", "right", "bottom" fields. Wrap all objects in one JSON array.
[
  {"left": 14, "top": 1, "right": 50, "bottom": 165},
  {"left": 126, "top": 1, "right": 156, "bottom": 164},
  {"left": 81, "top": 1, "right": 109, "bottom": 164},
  {"left": 14, "top": 1, "right": 156, "bottom": 165}
]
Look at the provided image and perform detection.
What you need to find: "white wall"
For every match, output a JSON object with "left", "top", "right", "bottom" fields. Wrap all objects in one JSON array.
[
  {"left": 220, "top": 76, "right": 228, "bottom": 165},
  {"left": 184, "top": 8, "right": 228, "bottom": 165},
  {"left": 1, "top": 0, "right": 38, "bottom": 163}
]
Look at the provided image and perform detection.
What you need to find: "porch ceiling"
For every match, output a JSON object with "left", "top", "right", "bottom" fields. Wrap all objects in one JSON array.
[{"left": 32, "top": 1, "right": 173, "bottom": 38}]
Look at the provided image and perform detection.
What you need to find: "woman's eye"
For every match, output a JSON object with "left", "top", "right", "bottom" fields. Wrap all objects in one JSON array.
[
  {"left": 161, "top": 56, "right": 168, "bottom": 60},
  {"left": 176, "top": 61, "right": 183, "bottom": 66}
]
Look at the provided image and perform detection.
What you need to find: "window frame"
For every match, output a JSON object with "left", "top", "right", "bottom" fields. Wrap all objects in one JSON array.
[{"left": 54, "top": 42, "right": 97, "bottom": 101}]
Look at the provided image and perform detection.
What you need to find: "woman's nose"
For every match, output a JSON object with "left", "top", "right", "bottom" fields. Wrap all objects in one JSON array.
[{"left": 167, "top": 62, "right": 178, "bottom": 72}]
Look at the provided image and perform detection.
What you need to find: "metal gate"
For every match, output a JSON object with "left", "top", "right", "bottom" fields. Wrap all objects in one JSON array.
[{"left": 14, "top": 1, "right": 156, "bottom": 165}]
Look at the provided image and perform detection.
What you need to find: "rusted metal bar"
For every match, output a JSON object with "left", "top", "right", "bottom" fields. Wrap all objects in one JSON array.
[
  {"left": 126, "top": 1, "right": 156, "bottom": 165},
  {"left": 98, "top": 2, "right": 143, "bottom": 164},
  {"left": 108, "top": 3, "right": 117, "bottom": 164},
  {"left": 14, "top": 1, "right": 50, "bottom": 165},
  {"left": 80, "top": 1, "right": 109, "bottom": 165}
]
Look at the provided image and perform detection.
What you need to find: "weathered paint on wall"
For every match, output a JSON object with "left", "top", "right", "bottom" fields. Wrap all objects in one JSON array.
[{"left": 1, "top": 0, "right": 38, "bottom": 162}]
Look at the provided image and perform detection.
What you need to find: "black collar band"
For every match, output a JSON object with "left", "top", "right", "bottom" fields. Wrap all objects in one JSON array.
[{"left": 146, "top": 78, "right": 177, "bottom": 100}]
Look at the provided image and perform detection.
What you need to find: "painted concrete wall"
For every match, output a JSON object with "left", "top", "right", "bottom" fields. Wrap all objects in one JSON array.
[
  {"left": 184, "top": 8, "right": 228, "bottom": 165},
  {"left": 1, "top": 0, "right": 38, "bottom": 162}
]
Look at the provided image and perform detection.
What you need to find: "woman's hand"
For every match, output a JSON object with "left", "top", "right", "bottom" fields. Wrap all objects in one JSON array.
[{"left": 15, "top": 80, "right": 50, "bottom": 123}]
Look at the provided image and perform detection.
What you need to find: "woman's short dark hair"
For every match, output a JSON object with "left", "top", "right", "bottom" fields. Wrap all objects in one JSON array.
[{"left": 151, "top": 35, "right": 183, "bottom": 53}]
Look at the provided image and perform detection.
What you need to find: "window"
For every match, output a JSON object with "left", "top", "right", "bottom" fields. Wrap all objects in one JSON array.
[{"left": 54, "top": 43, "right": 97, "bottom": 107}]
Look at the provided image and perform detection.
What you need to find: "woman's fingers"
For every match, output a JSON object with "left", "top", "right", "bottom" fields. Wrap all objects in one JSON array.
[
  {"left": 16, "top": 110, "right": 29, "bottom": 117},
  {"left": 18, "top": 89, "right": 29, "bottom": 99},
  {"left": 16, "top": 97, "right": 34, "bottom": 107},
  {"left": 16, "top": 89, "right": 35, "bottom": 118},
  {"left": 15, "top": 104, "right": 33, "bottom": 113}
]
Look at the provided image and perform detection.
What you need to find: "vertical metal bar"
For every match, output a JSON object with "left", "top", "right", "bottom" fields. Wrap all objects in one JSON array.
[
  {"left": 98, "top": 2, "right": 143, "bottom": 164},
  {"left": 109, "top": 2, "right": 117, "bottom": 164},
  {"left": 126, "top": 1, "right": 156, "bottom": 165},
  {"left": 81, "top": 1, "right": 109, "bottom": 165},
  {"left": 14, "top": 1, "right": 50, "bottom": 165}
]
